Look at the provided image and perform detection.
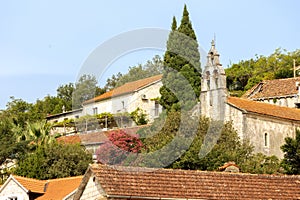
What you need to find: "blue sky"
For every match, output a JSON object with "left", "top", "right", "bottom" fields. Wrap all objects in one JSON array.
[{"left": 0, "top": 0, "right": 299, "bottom": 109}]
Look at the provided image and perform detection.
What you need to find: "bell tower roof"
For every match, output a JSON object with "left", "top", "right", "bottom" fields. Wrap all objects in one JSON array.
[{"left": 207, "top": 39, "right": 221, "bottom": 67}]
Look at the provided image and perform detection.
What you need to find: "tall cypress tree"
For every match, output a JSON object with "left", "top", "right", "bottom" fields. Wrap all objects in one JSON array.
[{"left": 159, "top": 5, "right": 201, "bottom": 112}]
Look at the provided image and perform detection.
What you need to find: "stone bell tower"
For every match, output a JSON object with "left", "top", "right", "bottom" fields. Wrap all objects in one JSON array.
[{"left": 200, "top": 40, "right": 227, "bottom": 121}]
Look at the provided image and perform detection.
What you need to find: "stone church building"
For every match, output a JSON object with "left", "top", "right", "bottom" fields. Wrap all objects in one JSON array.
[{"left": 200, "top": 40, "right": 300, "bottom": 158}]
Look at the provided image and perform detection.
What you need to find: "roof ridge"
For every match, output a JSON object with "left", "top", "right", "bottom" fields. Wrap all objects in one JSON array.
[
  {"left": 123, "top": 74, "right": 162, "bottom": 85},
  {"left": 228, "top": 96, "right": 300, "bottom": 111},
  {"left": 47, "top": 175, "right": 83, "bottom": 182},
  {"left": 13, "top": 175, "right": 47, "bottom": 183},
  {"left": 227, "top": 97, "right": 300, "bottom": 121},
  {"left": 90, "top": 164, "right": 300, "bottom": 178},
  {"left": 83, "top": 74, "right": 162, "bottom": 104}
]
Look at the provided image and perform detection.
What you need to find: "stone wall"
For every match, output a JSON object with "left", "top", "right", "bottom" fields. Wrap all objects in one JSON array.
[
  {"left": 244, "top": 114, "right": 299, "bottom": 158},
  {"left": 225, "top": 104, "right": 245, "bottom": 140}
]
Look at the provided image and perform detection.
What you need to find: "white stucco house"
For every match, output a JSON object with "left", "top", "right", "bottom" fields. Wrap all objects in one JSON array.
[
  {"left": 46, "top": 108, "right": 83, "bottom": 135},
  {"left": 46, "top": 108, "right": 83, "bottom": 124},
  {"left": 45, "top": 75, "right": 163, "bottom": 133},
  {"left": 82, "top": 74, "right": 163, "bottom": 123},
  {"left": 0, "top": 175, "right": 82, "bottom": 200}
]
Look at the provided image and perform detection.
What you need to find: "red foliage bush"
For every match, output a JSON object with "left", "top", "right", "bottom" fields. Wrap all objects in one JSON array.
[{"left": 96, "top": 130, "right": 144, "bottom": 165}]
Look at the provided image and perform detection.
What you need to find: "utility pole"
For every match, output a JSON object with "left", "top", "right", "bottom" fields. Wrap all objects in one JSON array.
[{"left": 294, "top": 59, "right": 300, "bottom": 78}]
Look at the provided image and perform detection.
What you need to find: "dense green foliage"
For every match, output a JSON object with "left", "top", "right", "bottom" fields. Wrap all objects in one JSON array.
[
  {"left": 0, "top": 117, "right": 26, "bottom": 166},
  {"left": 103, "top": 55, "right": 163, "bottom": 91},
  {"left": 15, "top": 142, "right": 92, "bottom": 180},
  {"left": 56, "top": 83, "right": 75, "bottom": 111},
  {"left": 72, "top": 74, "right": 103, "bottom": 109},
  {"left": 2, "top": 97, "right": 33, "bottom": 127},
  {"left": 281, "top": 130, "right": 300, "bottom": 174},
  {"left": 226, "top": 48, "right": 300, "bottom": 96},
  {"left": 17, "top": 121, "right": 55, "bottom": 148},
  {"left": 136, "top": 112, "right": 280, "bottom": 174},
  {"left": 130, "top": 108, "right": 149, "bottom": 125},
  {"left": 160, "top": 5, "right": 201, "bottom": 111}
]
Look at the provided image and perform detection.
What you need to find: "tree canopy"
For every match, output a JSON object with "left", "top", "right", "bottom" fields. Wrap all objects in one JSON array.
[
  {"left": 135, "top": 111, "right": 280, "bottom": 174},
  {"left": 15, "top": 142, "right": 92, "bottom": 180},
  {"left": 226, "top": 48, "right": 300, "bottom": 96},
  {"left": 159, "top": 5, "right": 201, "bottom": 112},
  {"left": 281, "top": 129, "right": 300, "bottom": 174}
]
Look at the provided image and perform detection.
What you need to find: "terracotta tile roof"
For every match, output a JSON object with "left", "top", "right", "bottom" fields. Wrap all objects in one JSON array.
[
  {"left": 46, "top": 108, "right": 83, "bottom": 120},
  {"left": 57, "top": 125, "right": 148, "bottom": 145},
  {"left": 9, "top": 175, "right": 82, "bottom": 199},
  {"left": 82, "top": 164, "right": 300, "bottom": 200},
  {"left": 83, "top": 74, "right": 162, "bottom": 104},
  {"left": 57, "top": 134, "right": 81, "bottom": 144},
  {"left": 36, "top": 176, "right": 83, "bottom": 200},
  {"left": 13, "top": 175, "right": 47, "bottom": 193},
  {"left": 228, "top": 97, "right": 300, "bottom": 121},
  {"left": 243, "top": 77, "right": 300, "bottom": 99}
]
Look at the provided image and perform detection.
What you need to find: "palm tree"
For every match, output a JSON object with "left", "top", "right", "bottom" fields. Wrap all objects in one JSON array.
[{"left": 18, "top": 120, "right": 55, "bottom": 148}]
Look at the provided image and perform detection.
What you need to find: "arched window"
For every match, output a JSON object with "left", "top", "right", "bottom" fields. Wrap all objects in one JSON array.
[
  {"left": 206, "top": 71, "right": 210, "bottom": 90},
  {"left": 264, "top": 132, "right": 269, "bottom": 147},
  {"left": 213, "top": 70, "right": 219, "bottom": 88}
]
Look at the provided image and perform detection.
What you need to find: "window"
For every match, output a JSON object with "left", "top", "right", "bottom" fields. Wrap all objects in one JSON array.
[
  {"left": 75, "top": 115, "right": 79, "bottom": 119},
  {"left": 154, "top": 101, "right": 159, "bottom": 116},
  {"left": 8, "top": 197, "right": 18, "bottom": 200},
  {"left": 264, "top": 132, "right": 269, "bottom": 147},
  {"left": 93, "top": 107, "right": 98, "bottom": 115},
  {"left": 213, "top": 70, "right": 219, "bottom": 88},
  {"left": 206, "top": 71, "right": 210, "bottom": 90}
]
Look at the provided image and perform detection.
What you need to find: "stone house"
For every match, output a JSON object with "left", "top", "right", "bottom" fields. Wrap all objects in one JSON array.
[
  {"left": 243, "top": 77, "right": 300, "bottom": 108},
  {"left": 226, "top": 97, "right": 300, "bottom": 157},
  {"left": 82, "top": 74, "right": 163, "bottom": 124},
  {"left": 73, "top": 164, "right": 300, "bottom": 200},
  {"left": 201, "top": 40, "right": 300, "bottom": 158},
  {"left": 0, "top": 175, "right": 82, "bottom": 200}
]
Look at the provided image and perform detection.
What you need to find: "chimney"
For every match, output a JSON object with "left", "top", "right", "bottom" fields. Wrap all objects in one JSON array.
[{"left": 218, "top": 161, "right": 240, "bottom": 173}]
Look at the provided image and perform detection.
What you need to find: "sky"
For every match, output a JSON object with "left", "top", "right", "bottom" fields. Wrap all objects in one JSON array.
[{"left": 0, "top": 0, "right": 299, "bottom": 109}]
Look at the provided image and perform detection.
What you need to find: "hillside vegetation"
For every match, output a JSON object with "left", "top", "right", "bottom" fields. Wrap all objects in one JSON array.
[{"left": 226, "top": 48, "right": 300, "bottom": 96}]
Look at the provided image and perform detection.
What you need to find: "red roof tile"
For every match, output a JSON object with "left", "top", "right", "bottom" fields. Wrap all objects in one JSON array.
[
  {"left": 14, "top": 175, "right": 47, "bottom": 193},
  {"left": 228, "top": 97, "right": 300, "bottom": 121},
  {"left": 78, "top": 164, "right": 300, "bottom": 200},
  {"left": 9, "top": 175, "right": 82, "bottom": 199},
  {"left": 83, "top": 74, "right": 162, "bottom": 104},
  {"left": 243, "top": 77, "right": 300, "bottom": 99},
  {"left": 57, "top": 125, "right": 148, "bottom": 145},
  {"left": 36, "top": 176, "right": 82, "bottom": 200},
  {"left": 57, "top": 134, "right": 81, "bottom": 144}
]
